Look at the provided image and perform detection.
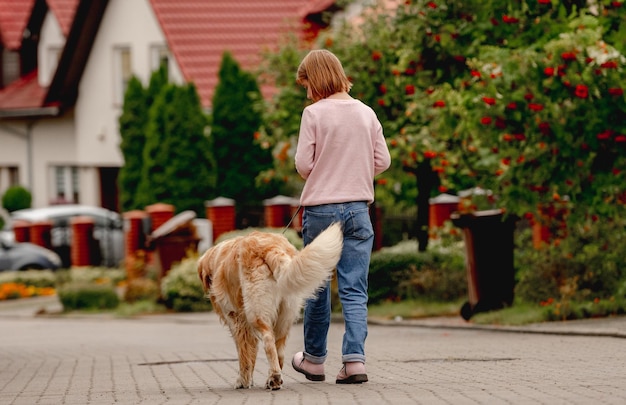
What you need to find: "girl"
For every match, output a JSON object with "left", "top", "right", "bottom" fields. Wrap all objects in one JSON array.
[{"left": 291, "top": 49, "right": 391, "bottom": 384}]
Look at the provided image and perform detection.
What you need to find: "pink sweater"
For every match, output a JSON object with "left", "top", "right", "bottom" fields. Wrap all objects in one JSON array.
[{"left": 295, "top": 98, "right": 391, "bottom": 206}]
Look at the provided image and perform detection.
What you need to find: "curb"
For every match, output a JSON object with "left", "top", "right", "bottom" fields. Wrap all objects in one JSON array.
[{"left": 368, "top": 316, "right": 626, "bottom": 339}]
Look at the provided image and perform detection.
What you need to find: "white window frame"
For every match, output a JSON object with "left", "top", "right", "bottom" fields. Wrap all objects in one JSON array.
[
  {"left": 52, "top": 166, "right": 79, "bottom": 204},
  {"left": 150, "top": 44, "right": 169, "bottom": 73},
  {"left": 113, "top": 46, "right": 132, "bottom": 106}
]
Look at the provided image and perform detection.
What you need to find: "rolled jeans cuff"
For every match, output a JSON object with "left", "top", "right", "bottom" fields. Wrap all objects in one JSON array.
[
  {"left": 303, "top": 351, "right": 327, "bottom": 365},
  {"left": 342, "top": 354, "right": 366, "bottom": 364}
]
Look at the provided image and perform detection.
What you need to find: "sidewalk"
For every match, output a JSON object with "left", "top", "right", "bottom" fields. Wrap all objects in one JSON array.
[{"left": 1, "top": 296, "right": 625, "bottom": 404}]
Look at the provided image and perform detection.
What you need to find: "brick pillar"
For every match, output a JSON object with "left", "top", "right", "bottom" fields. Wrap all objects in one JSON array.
[
  {"left": 146, "top": 203, "right": 175, "bottom": 232},
  {"left": 123, "top": 210, "right": 148, "bottom": 280},
  {"left": 71, "top": 216, "right": 95, "bottom": 267},
  {"left": 13, "top": 220, "right": 31, "bottom": 242},
  {"left": 263, "top": 195, "right": 294, "bottom": 228},
  {"left": 29, "top": 220, "right": 53, "bottom": 250},
  {"left": 205, "top": 197, "right": 236, "bottom": 242},
  {"left": 428, "top": 193, "right": 461, "bottom": 235}
]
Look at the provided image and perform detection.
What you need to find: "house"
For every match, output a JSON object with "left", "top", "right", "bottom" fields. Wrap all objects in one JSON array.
[{"left": 0, "top": 0, "right": 338, "bottom": 212}]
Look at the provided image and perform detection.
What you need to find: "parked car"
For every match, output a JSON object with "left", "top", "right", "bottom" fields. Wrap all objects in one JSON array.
[
  {"left": 0, "top": 239, "right": 62, "bottom": 271},
  {"left": 6, "top": 205, "right": 124, "bottom": 268}
]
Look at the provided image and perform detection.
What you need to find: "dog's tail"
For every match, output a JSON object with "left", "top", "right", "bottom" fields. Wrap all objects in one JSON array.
[{"left": 275, "top": 222, "right": 343, "bottom": 299}]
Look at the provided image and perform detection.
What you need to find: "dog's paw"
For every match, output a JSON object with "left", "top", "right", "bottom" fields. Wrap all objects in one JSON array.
[
  {"left": 265, "top": 373, "right": 283, "bottom": 390},
  {"left": 235, "top": 377, "right": 253, "bottom": 389}
]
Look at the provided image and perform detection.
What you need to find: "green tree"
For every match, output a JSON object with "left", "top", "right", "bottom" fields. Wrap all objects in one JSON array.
[
  {"left": 259, "top": 0, "right": 626, "bottom": 230},
  {"left": 211, "top": 52, "right": 276, "bottom": 207},
  {"left": 118, "top": 64, "right": 169, "bottom": 212},
  {"left": 136, "top": 83, "right": 216, "bottom": 215},
  {"left": 118, "top": 76, "right": 147, "bottom": 211},
  {"left": 254, "top": 36, "right": 309, "bottom": 197},
  {"left": 146, "top": 62, "right": 169, "bottom": 107}
]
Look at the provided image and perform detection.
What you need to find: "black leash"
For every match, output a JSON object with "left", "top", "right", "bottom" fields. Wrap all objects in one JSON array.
[{"left": 283, "top": 205, "right": 302, "bottom": 234}]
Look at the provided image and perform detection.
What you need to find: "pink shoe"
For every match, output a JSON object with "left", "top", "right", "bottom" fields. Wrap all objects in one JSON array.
[
  {"left": 336, "top": 362, "right": 368, "bottom": 384},
  {"left": 291, "top": 352, "right": 325, "bottom": 381}
]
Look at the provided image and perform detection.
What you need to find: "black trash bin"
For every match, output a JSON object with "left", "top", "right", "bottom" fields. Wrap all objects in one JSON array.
[{"left": 451, "top": 209, "right": 517, "bottom": 320}]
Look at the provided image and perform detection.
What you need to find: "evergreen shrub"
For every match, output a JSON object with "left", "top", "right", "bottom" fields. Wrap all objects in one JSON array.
[
  {"left": 368, "top": 248, "right": 466, "bottom": 305},
  {"left": 58, "top": 283, "right": 120, "bottom": 311},
  {"left": 160, "top": 256, "right": 212, "bottom": 312},
  {"left": 515, "top": 219, "right": 626, "bottom": 304},
  {"left": 1, "top": 186, "right": 32, "bottom": 212}
]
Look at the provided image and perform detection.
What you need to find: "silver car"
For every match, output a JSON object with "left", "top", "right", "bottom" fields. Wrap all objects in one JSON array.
[
  {"left": 6, "top": 205, "right": 124, "bottom": 268},
  {"left": 0, "top": 239, "right": 62, "bottom": 271}
]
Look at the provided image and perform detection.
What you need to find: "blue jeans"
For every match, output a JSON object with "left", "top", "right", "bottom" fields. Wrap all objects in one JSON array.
[{"left": 301, "top": 202, "right": 373, "bottom": 365}]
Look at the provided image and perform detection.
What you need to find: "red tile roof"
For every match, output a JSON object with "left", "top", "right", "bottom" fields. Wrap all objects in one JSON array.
[
  {"left": 0, "top": 0, "right": 333, "bottom": 114},
  {"left": 0, "top": 70, "right": 47, "bottom": 110},
  {"left": 47, "top": 0, "right": 79, "bottom": 36},
  {"left": 0, "top": 0, "right": 35, "bottom": 50},
  {"left": 0, "top": 0, "right": 81, "bottom": 114},
  {"left": 300, "top": 0, "right": 336, "bottom": 15},
  {"left": 149, "top": 0, "right": 318, "bottom": 108}
]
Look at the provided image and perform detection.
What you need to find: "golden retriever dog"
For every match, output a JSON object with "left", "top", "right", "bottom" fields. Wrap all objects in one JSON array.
[{"left": 198, "top": 223, "right": 342, "bottom": 390}]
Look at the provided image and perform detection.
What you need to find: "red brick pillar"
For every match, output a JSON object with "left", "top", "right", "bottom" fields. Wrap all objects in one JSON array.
[
  {"left": 29, "top": 220, "right": 53, "bottom": 250},
  {"left": 123, "top": 210, "right": 148, "bottom": 279},
  {"left": 71, "top": 216, "right": 95, "bottom": 267},
  {"left": 429, "top": 193, "right": 461, "bottom": 237},
  {"left": 146, "top": 203, "right": 175, "bottom": 232},
  {"left": 205, "top": 197, "right": 236, "bottom": 242},
  {"left": 13, "top": 220, "right": 31, "bottom": 242},
  {"left": 123, "top": 210, "right": 148, "bottom": 256},
  {"left": 263, "top": 195, "right": 293, "bottom": 228}
]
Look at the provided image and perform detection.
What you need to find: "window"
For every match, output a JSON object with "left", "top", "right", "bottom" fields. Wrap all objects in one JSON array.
[
  {"left": 0, "top": 166, "right": 19, "bottom": 193},
  {"left": 150, "top": 45, "right": 169, "bottom": 72},
  {"left": 113, "top": 46, "right": 132, "bottom": 105},
  {"left": 1, "top": 49, "right": 20, "bottom": 88},
  {"left": 53, "top": 166, "right": 79, "bottom": 204}
]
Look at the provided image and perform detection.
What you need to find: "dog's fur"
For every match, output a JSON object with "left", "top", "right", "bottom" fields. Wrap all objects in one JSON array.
[{"left": 198, "top": 223, "right": 343, "bottom": 390}]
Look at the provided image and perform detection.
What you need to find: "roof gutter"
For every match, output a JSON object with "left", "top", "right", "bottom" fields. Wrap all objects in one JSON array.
[{"left": 0, "top": 106, "right": 61, "bottom": 119}]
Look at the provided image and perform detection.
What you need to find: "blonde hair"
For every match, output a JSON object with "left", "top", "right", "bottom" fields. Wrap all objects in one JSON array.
[{"left": 296, "top": 49, "right": 352, "bottom": 101}]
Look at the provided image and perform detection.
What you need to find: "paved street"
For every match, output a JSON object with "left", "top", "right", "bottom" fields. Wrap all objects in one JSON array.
[{"left": 1, "top": 297, "right": 625, "bottom": 404}]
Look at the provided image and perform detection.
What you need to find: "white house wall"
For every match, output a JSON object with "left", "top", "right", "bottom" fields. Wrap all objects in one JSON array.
[
  {"left": 33, "top": 115, "right": 76, "bottom": 207},
  {"left": 1, "top": 0, "right": 184, "bottom": 209},
  {"left": 0, "top": 123, "right": 29, "bottom": 194},
  {"left": 38, "top": 10, "right": 65, "bottom": 87},
  {"left": 73, "top": 0, "right": 184, "bottom": 204},
  {"left": 0, "top": 12, "right": 67, "bottom": 202}
]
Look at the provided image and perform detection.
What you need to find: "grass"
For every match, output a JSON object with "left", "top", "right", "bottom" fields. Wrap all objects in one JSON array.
[
  {"left": 60, "top": 300, "right": 170, "bottom": 318},
  {"left": 368, "top": 299, "right": 550, "bottom": 325},
  {"left": 114, "top": 300, "right": 169, "bottom": 317},
  {"left": 470, "top": 302, "right": 547, "bottom": 325},
  {"left": 368, "top": 298, "right": 465, "bottom": 320}
]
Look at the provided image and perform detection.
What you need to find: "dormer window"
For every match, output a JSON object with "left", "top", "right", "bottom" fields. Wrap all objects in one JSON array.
[
  {"left": 1, "top": 48, "right": 20, "bottom": 88},
  {"left": 113, "top": 46, "right": 132, "bottom": 105}
]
